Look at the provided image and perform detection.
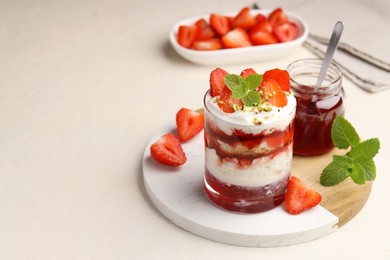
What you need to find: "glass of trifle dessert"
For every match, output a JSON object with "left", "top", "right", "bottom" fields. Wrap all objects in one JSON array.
[{"left": 204, "top": 68, "right": 296, "bottom": 213}]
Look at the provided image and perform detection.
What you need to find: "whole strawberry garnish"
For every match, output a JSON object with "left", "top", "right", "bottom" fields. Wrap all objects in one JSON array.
[
  {"left": 285, "top": 176, "right": 322, "bottom": 215},
  {"left": 176, "top": 108, "right": 204, "bottom": 142},
  {"left": 210, "top": 68, "right": 229, "bottom": 97},
  {"left": 263, "top": 68, "right": 291, "bottom": 91},
  {"left": 150, "top": 133, "right": 187, "bottom": 166}
]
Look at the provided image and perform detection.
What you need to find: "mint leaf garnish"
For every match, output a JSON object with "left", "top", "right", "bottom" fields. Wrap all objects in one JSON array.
[
  {"left": 320, "top": 116, "right": 380, "bottom": 186},
  {"left": 320, "top": 155, "right": 352, "bottom": 186},
  {"left": 347, "top": 138, "right": 380, "bottom": 162},
  {"left": 224, "top": 73, "right": 263, "bottom": 108},
  {"left": 242, "top": 90, "right": 261, "bottom": 107},
  {"left": 331, "top": 115, "right": 360, "bottom": 149}
]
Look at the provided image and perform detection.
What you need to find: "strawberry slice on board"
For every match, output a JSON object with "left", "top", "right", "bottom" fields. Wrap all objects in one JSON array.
[
  {"left": 259, "top": 78, "right": 288, "bottom": 107},
  {"left": 194, "top": 18, "right": 215, "bottom": 41},
  {"left": 193, "top": 38, "right": 222, "bottom": 51},
  {"left": 231, "top": 7, "right": 256, "bottom": 30},
  {"left": 273, "top": 21, "right": 300, "bottom": 42},
  {"left": 177, "top": 25, "right": 197, "bottom": 48},
  {"left": 150, "top": 133, "right": 187, "bottom": 166},
  {"left": 210, "top": 68, "right": 229, "bottom": 97},
  {"left": 221, "top": 28, "right": 252, "bottom": 48},
  {"left": 285, "top": 176, "right": 322, "bottom": 215},
  {"left": 240, "top": 68, "right": 257, "bottom": 78},
  {"left": 263, "top": 68, "right": 291, "bottom": 91},
  {"left": 217, "top": 86, "right": 243, "bottom": 113},
  {"left": 176, "top": 108, "right": 205, "bottom": 142},
  {"left": 210, "top": 13, "right": 231, "bottom": 36}
]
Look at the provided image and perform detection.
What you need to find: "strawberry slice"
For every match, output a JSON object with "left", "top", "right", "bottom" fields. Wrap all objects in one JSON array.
[
  {"left": 240, "top": 68, "right": 257, "bottom": 78},
  {"left": 193, "top": 38, "right": 222, "bottom": 51},
  {"left": 285, "top": 176, "right": 322, "bottom": 215},
  {"left": 268, "top": 8, "right": 288, "bottom": 29},
  {"left": 273, "top": 22, "right": 299, "bottom": 42},
  {"left": 195, "top": 18, "right": 215, "bottom": 41},
  {"left": 210, "top": 14, "right": 231, "bottom": 36},
  {"left": 249, "top": 20, "right": 273, "bottom": 34},
  {"left": 150, "top": 133, "right": 187, "bottom": 166},
  {"left": 259, "top": 79, "right": 287, "bottom": 107},
  {"left": 177, "top": 25, "right": 197, "bottom": 48},
  {"left": 221, "top": 28, "right": 252, "bottom": 48},
  {"left": 218, "top": 86, "right": 243, "bottom": 113},
  {"left": 232, "top": 7, "right": 256, "bottom": 30},
  {"left": 210, "top": 68, "right": 229, "bottom": 97},
  {"left": 255, "top": 13, "right": 267, "bottom": 24},
  {"left": 176, "top": 108, "right": 204, "bottom": 142},
  {"left": 250, "top": 31, "right": 279, "bottom": 45},
  {"left": 263, "top": 69, "right": 291, "bottom": 91}
]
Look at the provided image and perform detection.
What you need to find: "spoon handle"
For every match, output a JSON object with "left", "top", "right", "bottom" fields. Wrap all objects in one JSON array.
[{"left": 315, "top": 21, "right": 344, "bottom": 89}]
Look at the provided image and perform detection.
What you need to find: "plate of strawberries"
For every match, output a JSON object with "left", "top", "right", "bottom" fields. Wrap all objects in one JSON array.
[{"left": 169, "top": 7, "right": 308, "bottom": 65}]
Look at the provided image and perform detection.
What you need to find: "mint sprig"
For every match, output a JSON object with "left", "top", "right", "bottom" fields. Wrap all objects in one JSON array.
[
  {"left": 320, "top": 116, "right": 380, "bottom": 186},
  {"left": 224, "top": 74, "right": 263, "bottom": 107}
]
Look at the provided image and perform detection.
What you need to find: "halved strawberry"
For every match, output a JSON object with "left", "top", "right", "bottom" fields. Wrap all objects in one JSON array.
[
  {"left": 177, "top": 25, "right": 197, "bottom": 48},
  {"left": 259, "top": 79, "right": 287, "bottom": 107},
  {"left": 221, "top": 28, "right": 252, "bottom": 48},
  {"left": 194, "top": 18, "right": 215, "bottom": 41},
  {"left": 240, "top": 68, "right": 257, "bottom": 78},
  {"left": 232, "top": 7, "right": 256, "bottom": 30},
  {"left": 210, "top": 68, "right": 229, "bottom": 97},
  {"left": 193, "top": 38, "right": 222, "bottom": 51},
  {"left": 218, "top": 86, "right": 243, "bottom": 113},
  {"left": 249, "top": 20, "right": 273, "bottom": 35},
  {"left": 255, "top": 13, "right": 267, "bottom": 24},
  {"left": 150, "top": 133, "right": 187, "bottom": 166},
  {"left": 210, "top": 14, "right": 231, "bottom": 36},
  {"left": 176, "top": 108, "right": 204, "bottom": 142},
  {"left": 250, "top": 31, "right": 278, "bottom": 45},
  {"left": 263, "top": 69, "right": 291, "bottom": 91},
  {"left": 273, "top": 22, "right": 299, "bottom": 42},
  {"left": 268, "top": 8, "right": 288, "bottom": 29},
  {"left": 285, "top": 176, "right": 322, "bottom": 215}
]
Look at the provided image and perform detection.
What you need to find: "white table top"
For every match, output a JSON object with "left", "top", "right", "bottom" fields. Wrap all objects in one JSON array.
[{"left": 1, "top": 0, "right": 389, "bottom": 259}]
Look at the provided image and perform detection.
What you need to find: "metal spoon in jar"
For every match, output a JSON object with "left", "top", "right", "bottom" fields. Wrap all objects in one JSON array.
[{"left": 313, "top": 21, "right": 344, "bottom": 100}]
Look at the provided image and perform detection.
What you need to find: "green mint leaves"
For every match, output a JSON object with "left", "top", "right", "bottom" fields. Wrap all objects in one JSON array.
[
  {"left": 320, "top": 116, "right": 380, "bottom": 186},
  {"left": 224, "top": 74, "right": 263, "bottom": 107}
]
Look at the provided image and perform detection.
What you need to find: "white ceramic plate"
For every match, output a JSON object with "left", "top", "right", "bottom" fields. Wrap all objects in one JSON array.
[{"left": 169, "top": 9, "right": 309, "bottom": 65}]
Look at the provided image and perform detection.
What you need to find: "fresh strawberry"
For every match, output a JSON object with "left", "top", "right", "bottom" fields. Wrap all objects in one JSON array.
[
  {"left": 232, "top": 7, "right": 256, "bottom": 30},
  {"left": 240, "top": 68, "right": 257, "bottom": 78},
  {"left": 210, "top": 68, "right": 229, "bottom": 97},
  {"left": 218, "top": 86, "right": 243, "bottom": 113},
  {"left": 176, "top": 108, "right": 204, "bottom": 142},
  {"left": 193, "top": 38, "right": 222, "bottom": 51},
  {"left": 255, "top": 13, "right": 267, "bottom": 24},
  {"left": 150, "top": 133, "right": 187, "bottom": 166},
  {"left": 263, "top": 69, "right": 291, "bottom": 91},
  {"left": 194, "top": 18, "right": 215, "bottom": 41},
  {"left": 259, "top": 78, "right": 287, "bottom": 107},
  {"left": 250, "top": 31, "right": 279, "bottom": 45},
  {"left": 210, "top": 14, "right": 231, "bottom": 36},
  {"left": 268, "top": 7, "right": 288, "bottom": 29},
  {"left": 249, "top": 20, "right": 273, "bottom": 34},
  {"left": 221, "top": 28, "right": 252, "bottom": 48},
  {"left": 177, "top": 25, "right": 197, "bottom": 48},
  {"left": 273, "top": 21, "right": 299, "bottom": 42},
  {"left": 285, "top": 176, "right": 322, "bottom": 215}
]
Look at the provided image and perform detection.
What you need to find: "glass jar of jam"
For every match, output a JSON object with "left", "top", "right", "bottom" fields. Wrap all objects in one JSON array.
[{"left": 286, "top": 58, "right": 345, "bottom": 156}]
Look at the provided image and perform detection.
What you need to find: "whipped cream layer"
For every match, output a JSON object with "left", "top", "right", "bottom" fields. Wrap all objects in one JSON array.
[
  {"left": 204, "top": 91, "right": 296, "bottom": 135},
  {"left": 205, "top": 146, "right": 292, "bottom": 187}
]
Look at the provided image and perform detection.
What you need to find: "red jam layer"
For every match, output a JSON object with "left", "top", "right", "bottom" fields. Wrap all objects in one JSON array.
[
  {"left": 293, "top": 94, "right": 344, "bottom": 156},
  {"left": 204, "top": 169, "right": 290, "bottom": 213}
]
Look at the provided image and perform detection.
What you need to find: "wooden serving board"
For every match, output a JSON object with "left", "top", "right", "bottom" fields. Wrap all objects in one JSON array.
[
  {"left": 293, "top": 149, "right": 372, "bottom": 227},
  {"left": 143, "top": 126, "right": 372, "bottom": 247}
]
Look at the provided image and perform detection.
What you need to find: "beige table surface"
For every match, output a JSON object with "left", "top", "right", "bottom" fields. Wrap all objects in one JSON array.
[{"left": 1, "top": 0, "right": 389, "bottom": 259}]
